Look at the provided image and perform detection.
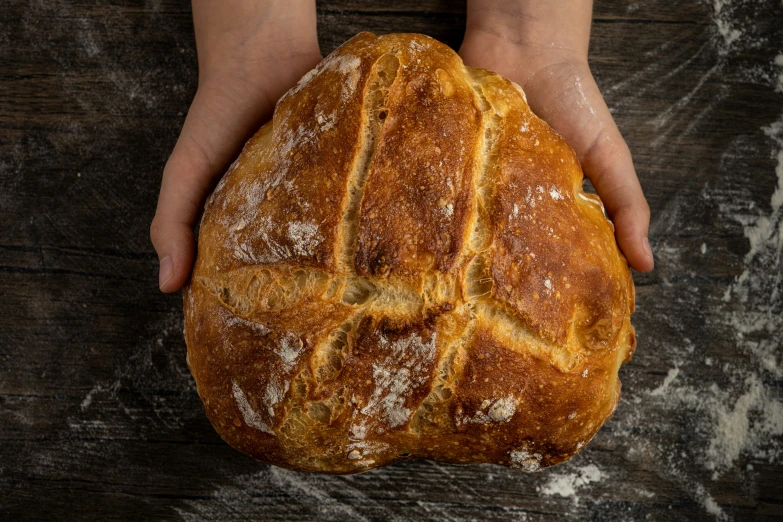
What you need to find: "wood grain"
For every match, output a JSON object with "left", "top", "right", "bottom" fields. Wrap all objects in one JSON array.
[{"left": 1, "top": 0, "right": 782, "bottom": 520}]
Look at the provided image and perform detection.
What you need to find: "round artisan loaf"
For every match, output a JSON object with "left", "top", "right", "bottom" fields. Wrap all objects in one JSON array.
[{"left": 184, "top": 32, "right": 636, "bottom": 474}]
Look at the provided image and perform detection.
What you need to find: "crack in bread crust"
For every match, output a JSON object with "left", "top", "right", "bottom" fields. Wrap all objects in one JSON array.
[{"left": 336, "top": 53, "right": 401, "bottom": 274}]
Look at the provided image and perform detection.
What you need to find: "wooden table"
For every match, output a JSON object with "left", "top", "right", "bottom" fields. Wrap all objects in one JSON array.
[{"left": 2, "top": 1, "right": 781, "bottom": 520}]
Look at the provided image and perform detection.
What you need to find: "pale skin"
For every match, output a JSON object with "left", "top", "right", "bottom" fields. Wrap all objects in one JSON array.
[{"left": 151, "top": 0, "right": 654, "bottom": 293}]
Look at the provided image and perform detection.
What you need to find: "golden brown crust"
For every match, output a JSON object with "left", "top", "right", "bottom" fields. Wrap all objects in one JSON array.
[
  {"left": 183, "top": 32, "right": 636, "bottom": 475},
  {"left": 195, "top": 33, "right": 381, "bottom": 276},
  {"left": 355, "top": 35, "right": 483, "bottom": 281}
]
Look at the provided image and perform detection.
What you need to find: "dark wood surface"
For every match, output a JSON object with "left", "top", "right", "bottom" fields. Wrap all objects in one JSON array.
[{"left": 2, "top": 1, "right": 782, "bottom": 520}]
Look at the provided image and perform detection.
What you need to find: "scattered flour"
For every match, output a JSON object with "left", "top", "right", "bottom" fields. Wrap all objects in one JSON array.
[
  {"left": 573, "top": 76, "right": 597, "bottom": 116},
  {"left": 366, "top": 366, "right": 415, "bottom": 428},
  {"left": 598, "top": 1, "right": 783, "bottom": 519},
  {"left": 694, "top": 483, "right": 728, "bottom": 521},
  {"left": 231, "top": 212, "right": 288, "bottom": 265},
  {"left": 705, "top": 376, "right": 783, "bottom": 479},
  {"left": 776, "top": 54, "right": 783, "bottom": 94},
  {"left": 524, "top": 186, "right": 536, "bottom": 208},
  {"left": 316, "top": 112, "right": 337, "bottom": 132},
  {"left": 345, "top": 330, "right": 436, "bottom": 462},
  {"left": 713, "top": 0, "right": 742, "bottom": 53},
  {"left": 175, "top": 467, "right": 385, "bottom": 521},
  {"left": 649, "top": 367, "right": 680, "bottom": 396},
  {"left": 79, "top": 382, "right": 117, "bottom": 411},
  {"left": 539, "top": 464, "right": 606, "bottom": 504},
  {"left": 641, "top": 76, "right": 783, "bottom": 508},
  {"left": 706, "top": 48, "right": 783, "bottom": 478}
]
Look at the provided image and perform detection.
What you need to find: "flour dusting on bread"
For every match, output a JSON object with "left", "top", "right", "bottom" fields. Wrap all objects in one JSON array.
[
  {"left": 263, "top": 379, "right": 289, "bottom": 418},
  {"left": 358, "top": 330, "right": 437, "bottom": 430},
  {"left": 222, "top": 312, "right": 270, "bottom": 336},
  {"left": 286, "top": 221, "right": 323, "bottom": 257},
  {"left": 510, "top": 447, "right": 543, "bottom": 472},
  {"left": 275, "top": 334, "right": 305, "bottom": 368},
  {"left": 457, "top": 395, "right": 518, "bottom": 425},
  {"left": 232, "top": 381, "right": 273, "bottom": 434}
]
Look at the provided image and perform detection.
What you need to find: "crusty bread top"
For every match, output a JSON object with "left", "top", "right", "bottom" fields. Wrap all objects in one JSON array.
[{"left": 184, "top": 32, "right": 636, "bottom": 474}]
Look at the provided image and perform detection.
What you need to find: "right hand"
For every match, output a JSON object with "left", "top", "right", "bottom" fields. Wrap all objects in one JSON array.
[
  {"left": 150, "top": 0, "right": 321, "bottom": 292},
  {"left": 459, "top": 0, "right": 654, "bottom": 272}
]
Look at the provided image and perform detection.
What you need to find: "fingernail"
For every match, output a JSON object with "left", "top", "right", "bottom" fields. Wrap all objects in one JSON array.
[
  {"left": 642, "top": 237, "right": 654, "bottom": 267},
  {"left": 159, "top": 256, "right": 173, "bottom": 290}
]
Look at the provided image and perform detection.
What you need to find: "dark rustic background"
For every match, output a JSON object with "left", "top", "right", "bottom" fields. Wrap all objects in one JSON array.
[{"left": 2, "top": 1, "right": 782, "bottom": 520}]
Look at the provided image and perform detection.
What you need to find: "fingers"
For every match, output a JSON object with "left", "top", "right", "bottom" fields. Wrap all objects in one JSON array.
[
  {"left": 580, "top": 127, "right": 653, "bottom": 272},
  {"left": 519, "top": 62, "right": 654, "bottom": 272},
  {"left": 150, "top": 86, "right": 274, "bottom": 292}
]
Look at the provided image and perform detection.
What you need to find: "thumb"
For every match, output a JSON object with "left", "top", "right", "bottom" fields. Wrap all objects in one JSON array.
[{"left": 150, "top": 85, "right": 274, "bottom": 292}]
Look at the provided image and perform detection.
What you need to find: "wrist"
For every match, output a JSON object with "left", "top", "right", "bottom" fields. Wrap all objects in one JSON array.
[
  {"left": 193, "top": 0, "right": 320, "bottom": 93},
  {"left": 197, "top": 40, "right": 321, "bottom": 102},
  {"left": 197, "top": 28, "right": 320, "bottom": 78},
  {"left": 461, "top": 0, "right": 592, "bottom": 80},
  {"left": 460, "top": 27, "right": 587, "bottom": 90}
]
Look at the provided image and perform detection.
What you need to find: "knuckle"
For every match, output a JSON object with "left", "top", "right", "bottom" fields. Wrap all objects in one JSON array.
[
  {"left": 584, "top": 130, "right": 626, "bottom": 170},
  {"left": 640, "top": 197, "right": 651, "bottom": 218},
  {"left": 149, "top": 216, "right": 166, "bottom": 247},
  {"left": 180, "top": 135, "right": 215, "bottom": 174},
  {"left": 164, "top": 146, "right": 209, "bottom": 186},
  {"left": 612, "top": 201, "right": 636, "bottom": 220}
]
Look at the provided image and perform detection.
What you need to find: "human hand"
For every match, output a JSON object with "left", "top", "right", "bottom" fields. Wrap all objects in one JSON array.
[
  {"left": 459, "top": 0, "right": 653, "bottom": 272},
  {"left": 150, "top": 0, "right": 322, "bottom": 292}
]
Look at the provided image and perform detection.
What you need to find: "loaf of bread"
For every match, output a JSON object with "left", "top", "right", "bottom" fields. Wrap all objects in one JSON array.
[{"left": 183, "top": 32, "right": 636, "bottom": 474}]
